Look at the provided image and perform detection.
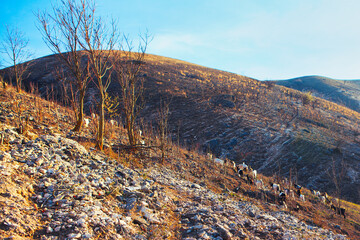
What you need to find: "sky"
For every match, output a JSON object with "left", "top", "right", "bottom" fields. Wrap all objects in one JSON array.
[{"left": 1, "top": 0, "right": 360, "bottom": 80}]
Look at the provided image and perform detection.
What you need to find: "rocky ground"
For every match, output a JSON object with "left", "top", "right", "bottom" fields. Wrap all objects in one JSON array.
[
  {"left": 0, "top": 86, "right": 355, "bottom": 239},
  {"left": 0, "top": 125, "right": 349, "bottom": 239}
]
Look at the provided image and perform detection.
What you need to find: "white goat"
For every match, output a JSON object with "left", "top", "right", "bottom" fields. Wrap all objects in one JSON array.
[
  {"left": 240, "top": 162, "right": 248, "bottom": 170},
  {"left": 271, "top": 183, "right": 281, "bottom": 193},
  {"left": 255, "top": 179, "right": 264, "bottom": 189},
  {"left": 214, "top": 158, "right": 224, "bottom": 165},
  {"left": 232, "top": 161, "right": 236, "bottom": 170},
  {"left": 84, "top": 118, "right": 90, "bottom": 128},
  {"left": 250, "top": 169, "right": 257, "bottom": 179},
  {"left": 109, "top": 119, "right": 117, "bottom": 127},
  {"left": 299, "top": 194, "right": 306, "bottom": 202}
]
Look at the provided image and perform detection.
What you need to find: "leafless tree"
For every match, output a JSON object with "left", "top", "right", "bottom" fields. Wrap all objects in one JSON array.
[
  {"left": 114, "top": 34, "right": 150, "bottom": 146},
  {"left": 54, "top": 67, "right": 78, "bottom": 117},
  {"left": 1, "top": 25, "right": 33, "bottom": 92},
  {"left": 37, "top": 0, "right": 91, "bottom": 132},
  {"left": 157, "top": 99, "right": 171, "bottom": 163},
  {"left": 78, "top": 2, "right": 119, "bottom": 150},
  {"left": 327, "top": 153, "right": 346, "bottom": 209}
]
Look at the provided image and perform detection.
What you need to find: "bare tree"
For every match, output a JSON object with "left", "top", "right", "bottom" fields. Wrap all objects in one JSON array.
[
  {"left": 54, "top": 67, "right": 78, "bottom": 117},
  {"left": 327, "top": 153, "right": 346, "bottom": 209},
  {"left": 1, "top": 25, "right": 32, "bottom": 92},
  {"left": 157, "top": 99, "right": 171, "bottom": 163},
  {"left": 37, "top": 0, "right": 91, "bottom": 132},
  {"left": 114, "top": 34, "right": 150, "bottom": 146},
  {"left": 78, "top": 2, "right": 119, "bottom": 150}
]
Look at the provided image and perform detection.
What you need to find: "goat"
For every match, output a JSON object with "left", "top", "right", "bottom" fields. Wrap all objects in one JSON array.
[
  {"left": 279, "top": 191, "right": 287, "bottom": 207},
  {"left": 284, "top": 188, "right": 294, "bottom": 199},
  {"left": 320, "top": 196, "right": 326, "bottom": 204},
  {"left": 289, "top": 190, "right": 295, "bottom": 199},
  {"left": 294, "top": 184, "right": 302, "bottom": 197},
  {"left": 246, "top": 174, "right": 254, "bottom": 184},
  {"left": 250, "top": 169, "right": 257, "bottom": 180},
  {"left": 246, "top": 170, "right": 257, "bottom": 184},
  {"left": 245, "top": 169, "right": 257, "bottom": 184},
  {"left": 331, "top": 204, "right": 346, "bottom": 219},
  {"left": 237, "top": 162, "right": 249, "bottom": 172},
  {"left": 321, "top": 192, "right": 329, "bottom": 199},
  {"left": 255, "top": 179, "right": 264, "bottom": 189},
  {"left": 109, "top": 119, "right": 117, "bottom": 127},
  {"left": 270, "top": 183, "right": 281, "bottom": 193},
  {"left": 91, "top": 113, "right": 97, "bottom": 119},
  {"left": 214, "top": 158, "right": 224, "bottom": 165},
  {"left": 332, "top": 198, "right": 339, "bottom": 205},
  {"left": 207, "top": 153, "right": 213, "bottom": 160},
  {"left": 84, "top": 118, "right": 90, "bottom": 128},
  {"left": 311, "top": 190, "right": 321, "bottom": 197},
  {"left": 232, "top": 161, "right": 236, "bottom": 170},
  {"left": 299, "top": 194, "right": 305, "bottom": 202},
  {"left": 321, "top": 192, "right": 330, "bottom": 204}
]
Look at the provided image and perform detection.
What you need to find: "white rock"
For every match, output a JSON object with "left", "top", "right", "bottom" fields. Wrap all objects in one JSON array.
[
  {"left": 68, "top": 233, "right": 82, "bottom": 239},
  {"left": 82, "top": 233, "right": 93, "bottom": 239},
  {"left": 46, "top": 226, "right": 53, "bottom": 233}
]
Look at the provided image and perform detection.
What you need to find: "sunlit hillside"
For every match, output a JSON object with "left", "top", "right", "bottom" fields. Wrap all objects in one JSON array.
[
  {"left": 1, "top": 74, "right": 360, "bottom": 239},
  {"left": 8, "top": 52, "right": 360, "bottom": 206}
]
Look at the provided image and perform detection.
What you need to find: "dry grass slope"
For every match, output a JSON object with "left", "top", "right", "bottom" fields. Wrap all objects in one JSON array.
[{"left": 0, "top": 75, "right": 360, "bottom": 239}]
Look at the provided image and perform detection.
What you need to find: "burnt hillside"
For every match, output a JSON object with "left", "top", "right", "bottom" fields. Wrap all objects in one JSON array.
[{"left": 3, "top": 52, "right": 360, "bottom": 204}]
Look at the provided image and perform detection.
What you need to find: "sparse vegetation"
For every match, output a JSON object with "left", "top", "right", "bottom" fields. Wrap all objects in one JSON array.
[
  {"left": 1, "top": 1, "right": 360, "bottom": 237},
  {"left": 1, "top": 25, "right": 32, "bottom": 92},
  {"left": 37, "top": 0, "right": 91, "bottom": 132}
]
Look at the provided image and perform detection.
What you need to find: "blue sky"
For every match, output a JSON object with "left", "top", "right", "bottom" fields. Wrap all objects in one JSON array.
[{"left": 1, "top": 0, "right": 360, "bottom": 80}]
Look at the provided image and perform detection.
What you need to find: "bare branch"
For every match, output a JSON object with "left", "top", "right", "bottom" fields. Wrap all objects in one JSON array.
[
  {"left": 37, "top": 0, "right": 92, "bottom": 132},
  {"left": 1, "top": 25, "right": 33, "bottom": 92}
]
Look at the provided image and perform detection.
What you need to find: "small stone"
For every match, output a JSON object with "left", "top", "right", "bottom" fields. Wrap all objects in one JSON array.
[
  {"left": 46, "top": 226, "right": 53, "bottom": 233},
  {"left": 82, "top": 233, "right": 93, "bottom": 239},
  {"left": 133, "top": 217, "right": 148, "bottom": 226},
  {"left": 68, "top": 233, "right": 81, "bottom": 239},
  {"left": 247, "top": 210, "right": 256, "bottom": 217},
  {"left": 216, "top": 224, "right": 232, "bottom": 240}
]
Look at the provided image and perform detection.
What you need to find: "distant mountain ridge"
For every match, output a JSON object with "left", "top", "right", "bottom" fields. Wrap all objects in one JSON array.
[{"left": 275, "top": 75, "right": 360, "bottom": 112}]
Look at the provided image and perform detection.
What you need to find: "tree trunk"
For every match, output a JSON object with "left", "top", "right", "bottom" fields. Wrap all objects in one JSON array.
[
  {"left": 126, "top": 114, "right": 135, "bottom": 146},
  {"left": 96, "top": 93, "right": 105, "bottom": 150},
  {"left": 14, "top": 64, "right": 20, "bottom": 92},
  {"left": 72, "top": 89, "right": 85, "bottom": 132}
]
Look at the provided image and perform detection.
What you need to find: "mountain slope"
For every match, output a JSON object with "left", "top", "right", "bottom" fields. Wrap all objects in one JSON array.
[
  {"left": 275, "top": 75, "right": 360, "bottom": 112},
  {"left": 2, "top": 53, "right": 360, "bottom": 205},
  {"left": 2, "top": 84, "right": 359, "bottom": 239}
]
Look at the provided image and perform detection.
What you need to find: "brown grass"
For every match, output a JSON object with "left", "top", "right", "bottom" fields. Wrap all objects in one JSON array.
[{"left": 2, "top": 64, "right": 360, "bottom": 239}]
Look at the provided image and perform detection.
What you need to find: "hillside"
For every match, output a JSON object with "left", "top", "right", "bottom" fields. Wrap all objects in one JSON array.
[
  {"left": 9, "top": 53, "right": 360, "bottom": 206},
  {"left": 1, "top": 77, "right": 360, "bottom": 239},
  {"left": 275, "top": 76, "right": 360, "bottom": 112}
]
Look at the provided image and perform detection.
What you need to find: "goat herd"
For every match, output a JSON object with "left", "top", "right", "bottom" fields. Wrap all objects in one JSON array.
[{"left": 211, "top": 155, "right": 346, "bottom": 219}]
